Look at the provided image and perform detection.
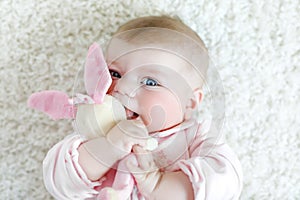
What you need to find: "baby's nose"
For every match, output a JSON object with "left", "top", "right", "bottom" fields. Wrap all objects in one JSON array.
[{"left": 114, "top": 75, "right": 139, "bottom": 97}]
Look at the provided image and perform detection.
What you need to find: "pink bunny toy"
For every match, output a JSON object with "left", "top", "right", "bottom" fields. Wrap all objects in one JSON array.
[
  {"left": 28, "top": 43, "right": 139, "bottom": 200},
  {"left": 28, "top": 42, "right": 113, "bottom": 120}
]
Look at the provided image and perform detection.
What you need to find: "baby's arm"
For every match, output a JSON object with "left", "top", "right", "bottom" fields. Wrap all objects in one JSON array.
[
  {"left": 127, "top": 146, "right": 194, "bottom": 200},
  {"left": 177, "top": 124, "right": 243, "bottom": 199},
  {"left": 43, "top": 134, "right": 100, "bottom": 199},
  {"left": 152, "top": 171, "right": 194, "bottom": 199},
  {"left": 149, "top": 142, "right": 242, "bottom": 200},
  {"left": 128, "top": 122, "right": 243, "bottom": 200},
  {"left": 43, "top": 119, "right": 148, "bottom": 199}
]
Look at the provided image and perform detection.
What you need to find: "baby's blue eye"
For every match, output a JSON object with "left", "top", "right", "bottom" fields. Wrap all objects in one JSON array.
[
  {"left": 141, "top": 78, "right": 159, "bottom": 86},
  {"left": 109, "top": 70, "right": 121, "bottom": 79}
]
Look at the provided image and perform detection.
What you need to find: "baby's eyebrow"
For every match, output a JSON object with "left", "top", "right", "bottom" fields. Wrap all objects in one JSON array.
[{"left": 140, "top": 67, "right": 170, "bottom": 79}]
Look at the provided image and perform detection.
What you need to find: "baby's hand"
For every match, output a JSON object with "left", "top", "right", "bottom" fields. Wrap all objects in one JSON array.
[
  {"left": 126, "top": 145, "right": 162, "bottom": 198},
  {"left": 106, "top": 118, "right": 149, "bottom": 153}
]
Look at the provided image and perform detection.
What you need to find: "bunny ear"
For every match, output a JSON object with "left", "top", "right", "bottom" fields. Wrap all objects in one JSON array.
[
  {"left": 84, "top": 43, "right": 112, "bottom": 104},
  {"left": 28, "top": 90, "right": 76, "bottom": 120}
]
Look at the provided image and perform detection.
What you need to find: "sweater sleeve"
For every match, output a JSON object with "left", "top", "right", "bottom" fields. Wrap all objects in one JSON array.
[
  {"left": 43, "top": 133, "right": 103, "bottom": 200},
  {"left": 177, "top": 122, "right": 243, "bottom": 199}
]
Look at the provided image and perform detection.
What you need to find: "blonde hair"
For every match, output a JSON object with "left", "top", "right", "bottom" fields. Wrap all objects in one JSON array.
[{"left": 114, "top": 15, "right": 206, "bottom": 49}]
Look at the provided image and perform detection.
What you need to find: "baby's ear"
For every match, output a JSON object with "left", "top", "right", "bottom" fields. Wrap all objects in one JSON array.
[
  {"left": 84, "top": 43, "right": 112, "bottom": 104},
  {"left": 184, "top": 89, "right": 203, "bottom": 120},
  {"left": 189, "top": 88, "right": 203, "bottom": 109}
]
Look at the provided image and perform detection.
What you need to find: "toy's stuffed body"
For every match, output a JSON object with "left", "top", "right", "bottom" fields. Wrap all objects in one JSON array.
[{"left": 28, "top": 43, "right": 135, "bottom": 200}]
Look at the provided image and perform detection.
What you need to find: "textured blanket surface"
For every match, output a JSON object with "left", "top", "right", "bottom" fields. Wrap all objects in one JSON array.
[{"left": 0, "top": 0, "right": 299, "bottom": 199}]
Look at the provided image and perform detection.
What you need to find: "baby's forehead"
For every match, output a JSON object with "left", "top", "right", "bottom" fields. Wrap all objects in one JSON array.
[
  {"left": 105, "top": 29, "right": 206, "bottom": 64},
  {"left": 105, "top": 29, "right": 208, "bottom": 87},
  {"left": 108, "top": 48, "right": 190, "bottom": 72},
  {"left": 109, "top": 49, "right": 202, "bottom": 88}
]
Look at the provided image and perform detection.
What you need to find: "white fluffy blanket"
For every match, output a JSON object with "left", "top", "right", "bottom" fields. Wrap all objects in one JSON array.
[{"left": 0, "top": 0, "right": 299, "bottom": 199}]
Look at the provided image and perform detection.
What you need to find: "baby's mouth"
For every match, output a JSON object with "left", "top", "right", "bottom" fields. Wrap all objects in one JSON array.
[{"left": 124, "top": 107, "right": 139, "bottom": 120}]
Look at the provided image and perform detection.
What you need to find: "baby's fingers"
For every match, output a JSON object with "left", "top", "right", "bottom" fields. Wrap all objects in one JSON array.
[
  {"left": 126, "top": 154, "right": 147, "bottom": 181},
  {"left": 133, "top": 145, "right": 157, "bottom": 171},
  {"left": 126, "top": 152, "right": 162, "bottom": 196}
]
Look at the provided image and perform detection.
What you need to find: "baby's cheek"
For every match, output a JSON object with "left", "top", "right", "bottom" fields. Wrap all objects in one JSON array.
[
  {"left": 161, "top": 95, "right": 184, "bottom": 124},
  {"left": 139, "top": 90, "right": 183, "bottom": 131}
]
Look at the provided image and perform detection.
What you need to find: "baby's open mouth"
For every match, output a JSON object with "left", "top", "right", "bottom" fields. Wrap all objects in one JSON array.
[{"left": 124, "top": 107, "right": 139, "bottom": 120}]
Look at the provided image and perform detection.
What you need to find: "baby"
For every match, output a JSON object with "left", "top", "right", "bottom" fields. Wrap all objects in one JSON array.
[{"left": 42, "top": 16, "right": 242, "bottom": 199}]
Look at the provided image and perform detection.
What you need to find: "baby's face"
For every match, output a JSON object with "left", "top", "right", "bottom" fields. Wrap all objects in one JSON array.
[{"left": 107, "top": 49, "right": 198, "bottom": 133}]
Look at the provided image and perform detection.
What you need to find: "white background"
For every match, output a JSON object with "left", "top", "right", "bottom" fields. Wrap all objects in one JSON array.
[{"left": 0, "top": 0, "right": 299, "bottom": 199}]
